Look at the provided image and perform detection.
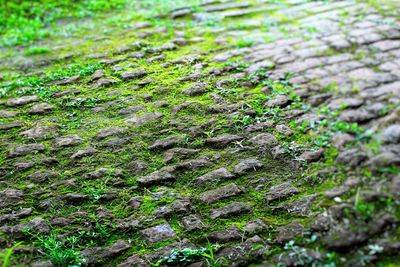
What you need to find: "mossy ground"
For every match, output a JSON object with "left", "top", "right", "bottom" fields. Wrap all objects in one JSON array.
[{"left": 1, "top": 0, "right": 400, "bottom": 266}]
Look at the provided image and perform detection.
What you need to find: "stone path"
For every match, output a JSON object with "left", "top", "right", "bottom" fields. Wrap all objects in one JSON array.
[{"left": 0, "top": 0, "right": 400, "bottom": 266}]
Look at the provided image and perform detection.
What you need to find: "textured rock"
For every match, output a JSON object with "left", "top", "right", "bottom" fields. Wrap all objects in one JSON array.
[
  {"left": 27, "top": 103, "right": 54, "bottom": 114},
  {"left": 182, "top": 215, "right": 206, "bottom": 231},
  {"left": 205, "top": 134, "right": 243, "bottom": 147},
  {"left": 149, "top": 136, "right": 181, "bottom": 150},
  {"left": 199, "top": 183, "right": 242, "bottom": 204},
  {"left": 8, "top": 144, "right": 45, "bottom": 157},
  {"left": 81, "top": 240, "right": 131, "bottom": 264},
  {"left": 379, "top": 124, "right": 400, "bottom": 144},
  {"left": 233, "top": 159, "right": 263, "bottom": 175},
  {"left": 275, "top": 221, "right": 305, "bottom": 244},
  {"left": 96, "top": 127, "right": 128, "bottom": 139},
  {"left": 164, "top": 148, "right": 200, "bottom": 162},
  {"left": 0, "top": 189, "right": 24, "bottom": 208},
  {"left": 207, "top": 227, "right": 242, "bottom": 243},
  {"left": 210, "top": 202, "right": 251, "bottom": 219},
  {"left": 193, "top": 167, "right": 234, "bottom": 185},
  {"left": 265, "top": 182, "right": 299, "bottom": 202},
  {"left": 55, "top": 134, "right": 84, "bottom": 147},
  {"left": 7, "top": 95, "right": 39, "bottom": 106},
  {"left": 141, "top": 223, "right": 176, "bottom": 244},
  {"left": 136, "top": 169, "right": 175, "bottom": 186},
  {"left": 249, "top": 133, "right": 278, "bottom": 146},
  {"left": 124, "top": 112, "right": 164, "bottom": 126},
  {"left": 20, "top": 126, "right": 58, "bottom": 139}
]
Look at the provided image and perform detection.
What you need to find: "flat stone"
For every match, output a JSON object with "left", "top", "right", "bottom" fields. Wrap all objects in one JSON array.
[
  {"left": 324, "top": 213, "right": 395, "bottom": 250},
  {"left": 164, "top": 148, "right": 200, "bottom": 163},
  {"left": 210, "top": 202, "right": 251, "bottom": 219},
  {"left": 233, "top": 159, "right": 263, "bottom": 175},
  {"left": 127, "top": 160, "right": 147, "bottom": 175},
  {"left": 379, "top": 124, "right": 400, "bottom": 144},
  {"left": 20, "top": 125, "right": 58, "bottom": 139},
  {"left": 249, "top": 133, "right": 278, "bottom": 146},
  {"left": 175, "top": 156, "right": 211, "bottom": 171},
  {"left": 141, "top": 223, "right": 176, "bottom": 244},
  {"left": 149, "top": 136, "right": 181, "bottom": 150},
  {"left": 183, "top": 82, "right": 208, "bottom": 96},
  {"left": 27, "top": 103, "right": 54, "bottom": 114},
  {"left": 136, "top": 168, "right": 175, "bottom": 186},
  {"left": 124, "top": 112, "right": 164, "bottom": 126},
  {"left": 171, "top": 197, "right": 191, "bottom": 213},
  {"left": 324, "top": 185, "right": 350, "bottom": 198},
  {"left": 206, "top": 134, "right": 243, "bottom": 147},
  {"left": 119, "top": 105, "right": 145, "bottom": 116},
  {"left": 0, "top": 189, "right": 23, "bottom": 208},
  {"left": 81, "top": 240, "right": 131, "bottom": 264},
  {"left": 0, "top": 120, "right": 24, "bottom": 130},
  {"left": 86, "top": 168, "right": 122, "bottom": 179},
  {"left": 55, "top": 134, "right": 83, "bottom": 147},
  {"left": 28, "top": 171, "right": 59, "bottom": 182},
  {"left": 207, "top": 226, "right": 242, "bottom": 243},
  {"left": 121, "top": 69, "right": 147, "bottom": 79},
  {"left": 274, "top": 194, "right": 319, "bottom": 216},
  {"left": 0, "top": 208, "right": 32, "bottom": 223},
  {"left": 275, "top": 124, "right": 292, "bottom": 136},
  {"left": 7, "top": 95, "right": 39, "bottom": 106},
  {"left": 244, "top": 219, "right": 267, "bottom": 233},
  {"left": 265, "top": 182, "right": 299, "bottom": 202},
  {"left": 126, "top": 196, "right": 143, "bottom": 209},
  {"left": 70, "top": 147, "right": 97, "bottom": 160},
  {"left": 275, "top": 221, "right": 305, "bottom": 244},
  {"left": 96, "top": 127, "right": 128, "bottom": 139},
  {"left": 331, "top": 133, "right": 355, "bottom": 149},
  {"left": 0, "top": 110, "right": 19, "bottom": 118},
  {"left": 92, "top": 69, "right": 105, "bottom": 80},
  {"left": 94, "top": 78, "right": 118, "bottom": 88},
  {"left": 193, "top": 167, "right": 234, "bottom": 185},
  {"left": 299, "top": 148, "right": 325, "bottom": 162},
  {"left": 339, "top": 109, "right": 376, "bottom": 123},
  {"left": 8, "top": 144, "right": 45, "bottom": 157},
  {"left": 117, "top": 254, "right": 148, "bottom": 267},
  {"left": 199, "top": 183, "right": 241, "bottom": 204},
  {"left": 182, "top": 215, "right": 206, "bottom": 232},
  {"left": 336, "top": 148, "right": 368, "bottom": 167},
  {"left": 391, "top": 175, "right": 400, "bottom": 197},
  {"left": 327, "top": 98, "right": 363, "bottom": 110},
  {"left": 264, "top": 95, "right": 290, "bottom": 108},
  {"left": 371, "top": 40, "right": 400, "bottom": 52}
]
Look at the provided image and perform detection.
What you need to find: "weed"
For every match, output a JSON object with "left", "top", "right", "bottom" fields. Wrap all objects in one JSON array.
[
  {"left": 152, "top": 241, "right": 221, "bottom": 266},
  {"left": 236, "top": 39, "right": 255, "bottom": 48},
  {"left": 0, "top": 242, "right": 22, "bottom": 267},
  {"left": 25, "top": 46, "right": 50, "bottom": 55},
  {"left": 23, "top": 229, "right": 85, "bottom": 267}
]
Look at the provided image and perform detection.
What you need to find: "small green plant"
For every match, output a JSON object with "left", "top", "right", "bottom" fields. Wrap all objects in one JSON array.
[
  {"left": 152, "top": 241, "right": 221, "bottom": 266},
  {"left": 354, "top": 188, "right": 375, "bottom": 220},
  {"left": 25, "top": 46, "right": 50, "bottom": 55},
  {"left": 23, "top": 229, "right": 85, "bottom": 267},
  {"left": 0, "top": 242, "right": 22, "bottom": 267},
  {"left": 236, "top": 39, "right": 255, "bottom": 48}
]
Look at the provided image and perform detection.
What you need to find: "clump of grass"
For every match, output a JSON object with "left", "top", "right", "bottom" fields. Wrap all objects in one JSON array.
[
  {"left": 1, "top": 62, "right": 102, "bottom": 97},
  {"left": 152, "top": 241, "right": 221, "bottom": 266},
  {"left": 236, "top": 39, "right": 255, "bottom": 48},
  {"left": 22, "top": 229, "right": 85, "bottom": 267},
  {"left": 0, "top": 242, "right": 22, "bottom": 267},
  {"left": 0, "top": 0, "right": 127, "bottom": 46},
  {"left": 25, "top": 46, "right": 50, "bottom": 55}
]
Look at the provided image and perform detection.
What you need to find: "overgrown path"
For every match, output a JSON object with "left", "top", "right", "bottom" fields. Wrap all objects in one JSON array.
[{"left": 0, "top": 0, "right": 400, "bottom": 266}]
